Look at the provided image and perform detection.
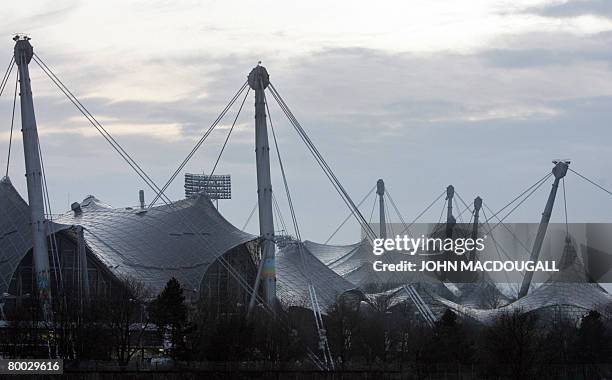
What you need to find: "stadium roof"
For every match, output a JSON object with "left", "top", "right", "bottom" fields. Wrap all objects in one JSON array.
[
  {"left": 0, "top": 176, "right": 257, "bottom": 297},
  {"left": 435, "top": 240, "right": 612, "bottom": 324},
  {"left": 304, "top": 240, "right": 381, "bottom": 286},
  {"left": 276, "top": 242, "right": 356, "bottom": 310},
  {"left": 0, "top": 177, "right": 70, "bottom": 297}
]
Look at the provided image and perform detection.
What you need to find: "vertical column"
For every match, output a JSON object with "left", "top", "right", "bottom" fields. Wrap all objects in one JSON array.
[
  {"left": 14, "top": 35, "right": 52, "bottom": 320},
  {"left": 249, "top": 65, "right": 276, "bottom": 305},
  {"left": 445, "top": 185, "right": 456, "bottom": 238},
  {"left": 469, "top": 196, "right": 482, "bottom": 262},
  {"left": 518, "top": 161, "right": 569, "bottom": 298},
  {"left": 377, "top": 179, "right": 386, "bottom": 239}
]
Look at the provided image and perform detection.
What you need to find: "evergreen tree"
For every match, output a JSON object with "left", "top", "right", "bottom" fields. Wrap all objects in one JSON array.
[{"left": 150, "top": 277, "right": 187, "bottom": 357}]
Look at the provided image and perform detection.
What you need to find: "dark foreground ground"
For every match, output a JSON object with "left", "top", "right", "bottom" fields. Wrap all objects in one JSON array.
[{"left": 11, "top": 364, "right": 612, "bottom": 380}]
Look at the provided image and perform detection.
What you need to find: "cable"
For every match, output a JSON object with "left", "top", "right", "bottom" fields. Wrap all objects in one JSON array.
[
  {"left": 38, "top": 139, "right": 63, "bottom": 288},
  {"left": 242, "top": 201, "right": 258, "bottom": 230},
  {"left": 33, "top": 55, "right": 173, "bottom": 207},
  {"left": 264, "top": 86, "right": 334, "bottom": 369},
  {"left": 384, "top": 198, "right": 395, "bottom": 238},
  {"left": 455, "top": 191, "right": 473, "bottom": 216},
  {"left": 385, "top": 189, "right": 413, "bottom": 238},
  {"left": 150, "top": 81, "right": 249, "bottom": 206},
  {"left": 31, "top": 56, "right": 329, "bottom": 368},
  {"left": 482, "top": 201, "right": 532, "bottom": 257},
  {"left": 272, "top": 193, "right": 288, "bottom": 234},
  {"left": 455, "top": 203, "right": 473, "bottom": 221},
  {"left": 485, "top": 171, "right": 553, "bottom": 222},
  {"left": 5, "top": 72, "right": 18, "bottom": 177},
  {"left": 437, "top": 199, "right": 446, "bottom": 225},
  {"left": 324, "top": 185, "right": 376, "bottom": 244},
  {"left": 562, "top": 177, "right": 568, "bottom": 237},
  {"left": 202, "top": 87, "right": 250, "bottom": 193},
  {"left": 484, "top": 173, "right": 552, "bottom": 235},
  {"left": 32, "top": 53, "right": 272, "bottom": 315},
  {"left": 368, "top": 193, "right": 377, "bottom": 224},
  {"left": 454, "top": 198, "right": 464, "bottom": 224},
  {"left": 568, "top": 168, "right": 612, "bottom": 198},
  {"left": 396, "top": 190, "right": 446, "bottom": 236},
  {"left": 268, "top": 83, "right": 377, "bottom": 242},
  {"left": 265, "top": 87, "right": 301, "bottom": 241},
  {"left": 33, "top": 55, "right": 327, "bottom": 364},
  {"left": 0, "top": 57, "right": 15, "bottom": 99},
  {"left": 481, "top": 208, "right": 516, "bottom": 286},
  {"left": 32, "top": 53, "right": 248, "bottom": 210}
]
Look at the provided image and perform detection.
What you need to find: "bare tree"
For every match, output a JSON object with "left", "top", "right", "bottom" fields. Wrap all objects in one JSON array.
[
  {"left": 100, "top": 276, "right": 152, "bottom": 366},
  {"left": 479, "top": 309, "right": 544, "bottom": 379}
]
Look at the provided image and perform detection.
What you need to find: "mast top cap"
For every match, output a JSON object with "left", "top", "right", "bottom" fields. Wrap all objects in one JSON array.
[
  {"left": 13, "top": 34, "right": 33, "bottom": 64},
  {"left": 376, "top": 179, "right": 385, "bottom": 195},
  {"left": 248, "top": 65, "right": 269, "bottom": 90},
  {"left": 474, "top": 196, "right": 482, "bottom": 210},
  {"left": 552, "top": 160, "right": 570, "bottom": 179},
  {"left": 446, "top": 185, "right": 454, "bottom": 199},
  {"left": 13, "top": 34, "right": 31, "bottom": 41}
]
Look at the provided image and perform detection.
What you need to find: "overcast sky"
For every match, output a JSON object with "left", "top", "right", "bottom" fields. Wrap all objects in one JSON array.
[{"left": 1, "top": 0, "right": 612, "bottom": 244}]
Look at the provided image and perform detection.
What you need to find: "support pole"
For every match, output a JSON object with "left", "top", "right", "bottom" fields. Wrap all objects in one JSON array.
[
  {"left": 518, "top": 161, "right": 569, "bottom": 298},
  {"left": 139, "top": 189, "right": 145, "bottom": 209},
  {"left": 469, "top": 196, "right": 482, "bottom": 262},
  {"left": 439, "top": 185, "right": 456, "bottom": 281},
  {"left": 377, "top": 179, "right": 386, "bottom": 239},
  {"left": 445, "top": 185, "right": 456, "bottom": 238},
  {"left": 249, "top": 65, "right": 276, "bottom": 307},
  {"left": 14, "top": 35, "right": 53, "bottom": 321}
]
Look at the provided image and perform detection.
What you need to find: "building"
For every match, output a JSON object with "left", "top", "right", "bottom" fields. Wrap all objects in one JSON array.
[{"left": 0, "top": 176, "right": 259, "bottom": 316}]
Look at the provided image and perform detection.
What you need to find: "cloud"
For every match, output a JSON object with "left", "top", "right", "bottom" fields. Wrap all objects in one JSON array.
[
  {"left": 3, "top": 5, "right": 612, "bottom": 243},
  {"left": 527, "top": 0, "right": 612, "bottom": 19},
  {"left": 37, "top": 122, "right": 186, "bottom": 141}
]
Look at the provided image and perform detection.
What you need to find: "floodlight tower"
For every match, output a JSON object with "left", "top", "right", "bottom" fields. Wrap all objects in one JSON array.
[
  {"left": 249, "top": 64, "right": 276, "bottom": 306},
  {"left": 518, "top": 160, "right": 569, "bottom": 298},
  {"left": 14, "top": 35, "right": 52, "bottom": 320},
  {"left": 377, "top": 179, "right": 386, "bottom": 239}
]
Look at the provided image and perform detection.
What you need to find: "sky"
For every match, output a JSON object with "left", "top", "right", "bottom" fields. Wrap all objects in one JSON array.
[{"left": 1, "top": 0, "right": 612, "bottom": 244}]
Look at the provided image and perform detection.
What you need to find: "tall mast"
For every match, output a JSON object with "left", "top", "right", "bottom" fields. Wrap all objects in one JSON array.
[
  {"left": 249, "top": 65, "right": 276, "bottom": 306},
  {"left": 14, "top": 35, "right": 52, "bottom": 320},
  {"left": 377, "top": 179, "right": 386, "bottom": 239},
  {"left": 469, "top": 196, "right": 482, "bottom": 262},
  {"left": 445, "top": 185, "right": 456, "bottom": 238},
  {"left": 518, "top": 161, "right": 569, "bottom": 298}
]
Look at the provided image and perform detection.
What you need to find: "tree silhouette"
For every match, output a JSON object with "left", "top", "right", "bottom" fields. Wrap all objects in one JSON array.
[{"left": 149, "top": 277, "right": 187, "bottom": 357}]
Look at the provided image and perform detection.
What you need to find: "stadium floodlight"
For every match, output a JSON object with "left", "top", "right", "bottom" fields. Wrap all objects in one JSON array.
[{"left": 184, "top": 173, "right": 231, "bottom": 200}]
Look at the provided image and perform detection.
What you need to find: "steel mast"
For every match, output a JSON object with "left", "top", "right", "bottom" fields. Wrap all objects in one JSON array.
[
  {"left": 249, "top": 65, "right": 277, "bottom": 306},
  {"left": 445, "top": 185, "right": 456, "bottom": 238},
  {"left": 469, "top": 196, "right": 482, "bottom": 262},
  {"left": 518, "top": 160, "right": 569, "bottom": 298},
  {"left": 377, "top": 179, "right": 386, "bottom": 239},
  {"left": 14, "top": 35, "right": 53, "bottom": 320}
]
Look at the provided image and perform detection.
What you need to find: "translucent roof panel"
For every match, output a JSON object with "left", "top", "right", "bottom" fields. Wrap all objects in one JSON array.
[
  {"left": 276, "top": 242, "right": 355, "bottom": 311},
  {"left": 432, "top": 247, "right": 612, "bottom": 324},
  {"left": 0, "top": 177, "right": 70, "bottom": 297},
  {"left": 304, "top": 240, "right": 374, "bottom": 277},
  {"left": 0, "top": 177, "right": 257, "bottom": 297},
  {"left": 54, "top": 194, "right": 257, "bottom": 294}
]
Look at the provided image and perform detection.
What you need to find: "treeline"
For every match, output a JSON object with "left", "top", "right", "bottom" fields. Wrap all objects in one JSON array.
[
  {"left": 325, "top": 301, "right": 612, "bottom": 378},
  {"left": 1, "top": 277, "right": 612, "bottom": 379}
]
